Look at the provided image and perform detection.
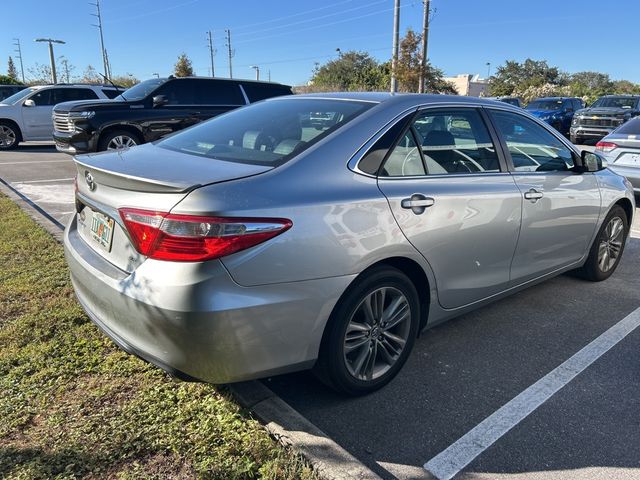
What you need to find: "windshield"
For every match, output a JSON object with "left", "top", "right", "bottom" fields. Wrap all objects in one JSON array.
[
  {"left": 591, "top": 97, "right": 638, "bottom": 109},
  {"left": 526, "top": 100, "right": 564, "bottom": 111},
  {"left": 116, "top": 78, "right": 167, "bottom": 101},
  {"left": 158, "top": 98, "right": 374, "bottom": 166},
  {"left": 0, "top": 87, "right": 36, "bottom": 105}
]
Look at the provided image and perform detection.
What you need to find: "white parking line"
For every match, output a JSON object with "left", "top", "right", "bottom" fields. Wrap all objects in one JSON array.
[
  {"left": 424, "top": 305, "right": 640, "bottom": 480},
  {"left": 15, "top": 177, "right": 74, "bottom": 184}
]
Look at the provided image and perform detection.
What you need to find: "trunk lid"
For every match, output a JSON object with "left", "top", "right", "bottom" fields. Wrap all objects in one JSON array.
[{"left": 72, "top": 143, "right": 273, "bottom": 272}]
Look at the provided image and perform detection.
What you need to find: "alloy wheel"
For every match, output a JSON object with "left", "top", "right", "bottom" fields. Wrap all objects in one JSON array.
[
  {"left": 598, "top": 217, "right": 624, "bottom": 272},
  {"left": 107, "top": 135, "right": 137, "bottom": 150},
  {"left": 0, "top": 126, "right": 16, "bottom": 148},
  {"left": 343, "top": 286, "right": 412, "bottom": 381}
]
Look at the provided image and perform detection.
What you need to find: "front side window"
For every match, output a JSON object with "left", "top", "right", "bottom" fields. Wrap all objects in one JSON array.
[
  {"left": 158, "top": 98, "right": 373, "bottom": 165},
  {"left": 154, "top": 80, "right": 197, "bottom": 105},
  {"left": 381, "top": 109, "right": 500, "bottom": 176},
  {"left": 30, "top": 89, "right": 55, "bottom": 106},
  {"left": 490, "top": 110, "right": 575, "bottom": 172}
]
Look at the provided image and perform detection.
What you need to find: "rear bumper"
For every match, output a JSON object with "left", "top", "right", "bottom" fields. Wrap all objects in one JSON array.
[{"left": 63, "top": 215, "right": 354, "bottom": 383}]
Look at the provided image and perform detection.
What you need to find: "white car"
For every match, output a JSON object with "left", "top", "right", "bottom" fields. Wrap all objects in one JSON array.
[{"left": 0, "top": 84, "right": 120, "bottom": 149}]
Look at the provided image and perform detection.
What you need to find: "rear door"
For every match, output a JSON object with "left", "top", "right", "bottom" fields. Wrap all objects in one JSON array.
[
  {"left": 487, "top": 108, "right": 601, "bottom": 283},
  {"left": 377, "top": 107, "right": 522, "bottom": 309}
]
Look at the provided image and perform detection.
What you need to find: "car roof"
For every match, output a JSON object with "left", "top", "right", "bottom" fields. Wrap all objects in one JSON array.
[
  {"left": 161, "top": 76, "right": 291, "bottom": 87},
  {"left": 286, "top": 92, "right": 524, "bottom": 110}
]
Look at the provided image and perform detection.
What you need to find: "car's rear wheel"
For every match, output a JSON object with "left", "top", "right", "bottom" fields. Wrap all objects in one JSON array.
[
  {"left": 0, "top": 122, "right": 19, "bottom": 150},
  {"left": 99, "top": 130, "right": 141, "bottom": 151},
  {"left": 314, "top": 266, "right": 420, "bottom": 396},
  {"left": 578, "top": 205, "right": 628, "bottom": 281}
]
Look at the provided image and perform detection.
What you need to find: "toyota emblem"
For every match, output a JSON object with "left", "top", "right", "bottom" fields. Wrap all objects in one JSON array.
[{"left": 85, "top": 171, "right": 96, "bottom": 191}]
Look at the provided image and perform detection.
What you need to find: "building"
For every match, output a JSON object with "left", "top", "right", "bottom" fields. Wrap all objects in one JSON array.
[{"left": 444, "top": 74, "right": 489, "bottom": 97}]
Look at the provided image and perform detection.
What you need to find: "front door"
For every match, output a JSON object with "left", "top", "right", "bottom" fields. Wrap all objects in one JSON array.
[
  {"left": 377, "top": 107, "right": 522, "bottom": 309},
  {"left": 487, "top": 109, "right": 601, "bottom": 283},
  {"left": 21, "top": 89, "right": 56, "bottom": 139}
]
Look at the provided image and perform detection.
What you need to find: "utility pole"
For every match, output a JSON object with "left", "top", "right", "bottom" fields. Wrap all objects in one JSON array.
[
  {"left": 418, "top": 0, "right": 430, "bottom": 93},
  {"left": 390, "top": 0, "right": 400, "bottom": 93},
  {"left": 13, "top": 39, "right": 26, "bottom": 83},
  {"left": 225, "top": 29, "right": 234, "bottom": 79},
  {"left": 90, "top": 0, "right": 109, "bottom": 78},
  {"left": 35, "top": 38, "right": 65, "bottom": 84},
  {"left": 250, "top": 65, "right": 260, "bottom": 81},
  {"left": 206, "top": 30, "right": 216, "bottom": 77}
]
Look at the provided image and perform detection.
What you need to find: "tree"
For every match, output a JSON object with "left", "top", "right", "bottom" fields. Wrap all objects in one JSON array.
[
  {"left": 310, "top": 51, "right": 388, "bottom": 91},
  {"left": 7, "top": 57, "right": 19, "bottom": 82},
  {"left": 489, "top": 59, "right": 565, "bottom": 96},
  {"left": 611, "top": 79, "right": 640, "bottom": 96},
  {"left": 57, "top": 56, "right": 75, "bottom": 84},
  {"left": 27, "top": 63, "right": 52, "bottom": 85},
  {"left": 77, "top": 65, "right": 102, "bottom": 84},
  {"left": 110, "top": 75, "right": 140, "bottom": 88},
  {"left": 0, "top": 74, "right": 22, "bottom": 85},
  {"left": 174, "top": 53, "right": 194, "bottom": 77}
]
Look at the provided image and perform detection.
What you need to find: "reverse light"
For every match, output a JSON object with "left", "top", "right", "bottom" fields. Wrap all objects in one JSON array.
[
  {"left": 118, "top": 208, "right": 292, "bottom": 262},
  {"left": 595, "top": 141, "right": 618, "bottom": 152}
]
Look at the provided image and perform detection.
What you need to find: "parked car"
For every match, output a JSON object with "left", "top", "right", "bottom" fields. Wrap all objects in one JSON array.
[
  {"left": 64, "top": 93, "right": 634, "bottom": 396},
  {"left": 525, "top": 97, "right": 583, "bottom": 135},
  {"left": 52, "top": 76, "right": 293, "bottom": 154},
  {"left": 0, "top": 84, "right": 27, "bottom": 102},
  {"left": 570, "top": 95, "right": 640, "bottom": 144},
  {"left": 487, "top": 96, "right": 522, "bottom": 108},
  {"left": 0, "top": 84, "right": 121, "bottom": 150},
  {"left": 596, "top": 116, "right": 640, "bottom": 195}
]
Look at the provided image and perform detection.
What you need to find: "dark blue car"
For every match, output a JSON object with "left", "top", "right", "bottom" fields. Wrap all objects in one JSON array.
[{"left": 525, "top": 97, "right": 584, "bottom": 135}]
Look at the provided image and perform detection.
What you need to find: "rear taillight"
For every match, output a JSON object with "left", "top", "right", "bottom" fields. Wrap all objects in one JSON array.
[
  {"left": 118, "top": 208, "right": 292, "bottom": 262},
  {"left": 595, "top": 141, "right": 617, "bottom": 152}
]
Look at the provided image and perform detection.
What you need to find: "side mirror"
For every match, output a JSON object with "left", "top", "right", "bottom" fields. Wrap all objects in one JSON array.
[
  {"left": 580, "top": 150, "right": 607, "bottom": 172},
  {"left": 23, "top": 99, "right": 35, "bottom": 107},
  {"left": 152, "top": 95, "right": 167, "bottom": 107}
]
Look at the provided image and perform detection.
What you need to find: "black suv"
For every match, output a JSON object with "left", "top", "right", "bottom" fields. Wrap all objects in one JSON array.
[
  {"left": 52, "top": 77, "right": 293, "bottom": 154},
  {"left": 570, "top": 95, "right": 640, "bottom": 144}
]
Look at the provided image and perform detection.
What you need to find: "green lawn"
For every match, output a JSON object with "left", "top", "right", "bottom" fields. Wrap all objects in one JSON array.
[{"left": 0, "top": 195, "right": 316, "bottom": 480}]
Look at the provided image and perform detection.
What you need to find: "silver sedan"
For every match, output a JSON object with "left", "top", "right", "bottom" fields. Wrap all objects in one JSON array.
[
  {"left": 64, "top": 94, "right": 635, "bottom": 395},
  {"left": 597, "top": 116, "right": 640, "bottom": 195}
]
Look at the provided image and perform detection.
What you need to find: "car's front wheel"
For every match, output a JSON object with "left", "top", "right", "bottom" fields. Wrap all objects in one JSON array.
[
  {"left": 0, "top": 122, "right": 20, "bottom": 150},
  {"left": 314, "top": 266, "right": 420, "bottom": 396},
  {"left": 578, "top": 205, "right": 629, "bottom": 281},
  {"left": 99, "top": 130, "right": 141, "bottom": 152}
]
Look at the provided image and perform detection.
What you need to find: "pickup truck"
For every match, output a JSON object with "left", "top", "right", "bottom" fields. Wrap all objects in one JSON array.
[{"left": 570, "top": 95, "right": 640, "bottom": 144}]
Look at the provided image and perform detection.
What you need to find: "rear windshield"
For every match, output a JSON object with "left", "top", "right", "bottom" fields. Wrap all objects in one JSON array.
[
  {"left": 591, "top": 97, "right": 639, "bottom": 109},
  {"left": 614, "top": 117, "right": 640, "bottom": 135},
  {"left": 158, "top": 98, "right": 374, "bottom": 165}
]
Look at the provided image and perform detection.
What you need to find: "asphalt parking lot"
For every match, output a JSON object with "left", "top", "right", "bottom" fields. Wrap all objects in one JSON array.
[{"left": 1, "top": 143, "right": 639, "bottom": 480}]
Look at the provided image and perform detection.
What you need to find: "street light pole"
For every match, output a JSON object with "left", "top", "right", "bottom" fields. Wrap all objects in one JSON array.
[
  {"left": 34, "top": 38, "right": 65, "bottom": 83},
  {"left": 250, "top": 65, "right": 260, "bottom": 81}
]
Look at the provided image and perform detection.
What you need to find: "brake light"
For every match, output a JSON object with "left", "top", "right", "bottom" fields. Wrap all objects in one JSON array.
[
  {"left": 595, "top": 141, "right": 617, "bottom": 152},
  {"left": 118, "top": 208, "right": 292, "bottom": 262}
]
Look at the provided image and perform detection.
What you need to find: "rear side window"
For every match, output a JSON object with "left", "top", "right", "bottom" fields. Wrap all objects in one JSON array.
[
  {"left": 158, "top": 98, "right": 373, "bottom": 165},
  {"left": 194, "top": 80, "right": 244, "bottom": 105},
  {"left": 102, "top": 89, "right": 121, "bottom": 99},
  {"left": 54, "top": 88, "right": 99, "bottom": 103},
  {"left": 381, "top": 108, "right": 500, "bottom": 176},
  {"left": 242, "top": 83, "right": 292, "bottom": 102}
]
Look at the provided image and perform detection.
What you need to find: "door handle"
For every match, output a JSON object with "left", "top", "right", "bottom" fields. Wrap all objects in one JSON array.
[
  {"left": 523, "top": 189, "right": 544, "bottom": 201},
  {"left": 401, "top": 194, "right": 435, "bottom": 215}
]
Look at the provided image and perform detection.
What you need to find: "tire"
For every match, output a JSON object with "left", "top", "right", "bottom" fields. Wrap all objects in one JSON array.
[
  {"left": 0, "top": 121, "right": 20, "bottom": 150},
  {"left": 578, "top": 205, "right": 628, "bottom": 282},
  {"left": 313, "top": 266, "right": 421, "bottom": 396},
  {"left": 98, "top": 129, "right": 141, "bottom": 152}
]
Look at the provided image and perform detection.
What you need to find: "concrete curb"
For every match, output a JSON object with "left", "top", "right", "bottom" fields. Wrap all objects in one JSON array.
[{"left": 0, "top": 179, "right": 381, "bottom": 480}]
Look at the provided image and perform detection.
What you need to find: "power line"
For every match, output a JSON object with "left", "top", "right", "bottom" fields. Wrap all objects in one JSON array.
[
  {"left": 232, "top": 0, "right": 387, "bottom": 39},
  {"left": 13, "top": 38, "right": 25, "bottom": 83}
]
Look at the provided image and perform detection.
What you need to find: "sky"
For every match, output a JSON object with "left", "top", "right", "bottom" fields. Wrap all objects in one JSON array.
[{"left": 1, "top": 0, "right": 639, "bottom": 87}]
